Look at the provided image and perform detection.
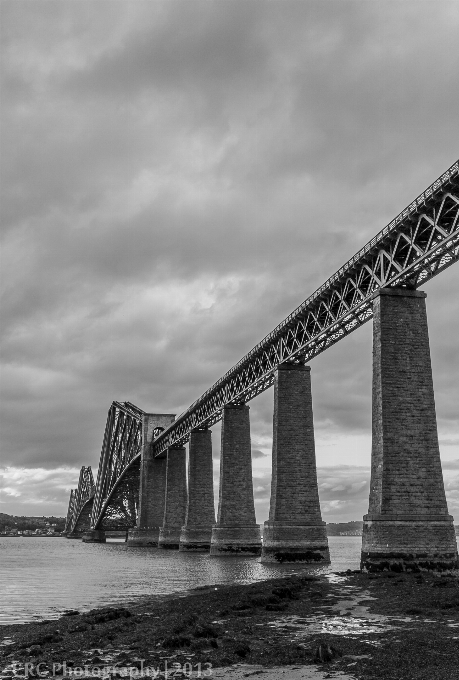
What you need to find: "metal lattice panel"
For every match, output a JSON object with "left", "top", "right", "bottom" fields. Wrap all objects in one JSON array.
[
  {"left": 63, "top": 489, "right": 75, "bottom": 534},
  {"left": 153, "top": 160, "right": 459, "bottom": 455},
  {"left": 98, "top": 460, "right": 140, "bottom": 530},
  {"left": 65, "top": 466, "right": 95, "bottom": 535},
  {"left": 90, "top": 401, "right": 144, "bottom": 529}
]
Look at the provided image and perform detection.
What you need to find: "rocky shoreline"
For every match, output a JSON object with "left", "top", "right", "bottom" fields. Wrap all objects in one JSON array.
[{"left": 1, "top": 570, "right": 458, "bottom": 680}]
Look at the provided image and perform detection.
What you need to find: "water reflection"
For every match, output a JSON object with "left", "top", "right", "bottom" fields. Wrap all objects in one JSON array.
[{"left": 0, "top": 536, "right": 361, "bottom": 625}]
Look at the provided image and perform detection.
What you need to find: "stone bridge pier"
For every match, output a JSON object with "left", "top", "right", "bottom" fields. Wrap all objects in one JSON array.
[
  {"left": 180, "top": 428, "right": 215, "bottom": 551},
  {"left": 126, "top": 413, "right": 175, "bottom": 546},
  {"left": 82, "top": 528, "right": 106, "bottom": 543},
  {"left": 125, "top": 290, "right": 457, "bottom": 570},
  {"left": 210, "top": 405, "right": 262, "bottom": 555},
  {"left": 361, "top": 288, "right": 458, "bottom": 572},
  {"left": 262, "top": 364, "right": 329, "bottom": 563},
  {"left": 158, "top": 446, "right": 187, "bottom": 548}
]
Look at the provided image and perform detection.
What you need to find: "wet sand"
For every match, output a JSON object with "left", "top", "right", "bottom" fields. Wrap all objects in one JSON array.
[{"left": 1, "top": 570, "right": 458, "bottom": 679}]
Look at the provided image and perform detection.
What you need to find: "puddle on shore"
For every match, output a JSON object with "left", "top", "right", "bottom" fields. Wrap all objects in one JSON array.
[
  {"left": 324, "top": 574, "right": 348, "bottom": 585},
  {"left": 0, "top": 638, "right": 15, "bottom": 647},
  {"left": 265, "top": 613, "right": 402, "bottom": 639},
  {"left": 264, "top": 585, "right": 420, "bottom": 640}
]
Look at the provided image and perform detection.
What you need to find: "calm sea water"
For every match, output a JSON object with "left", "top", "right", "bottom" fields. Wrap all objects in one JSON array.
[{"left": 0, "top": 536, "right": 361, "bottom": 625}]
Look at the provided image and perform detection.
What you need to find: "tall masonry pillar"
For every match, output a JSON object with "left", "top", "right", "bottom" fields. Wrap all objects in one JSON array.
[
  {"left": 127, "top": 413, "right": 175, "bottom": 546},
  {"left": 158, "top": 446, "right": 188, "bottom": 549},
  {"left": 361, "top": 288, "right": 458, "bottom": 572},
  {"left": 210, "top": 405, "right": 262, "bottom": 555},
  {"left": 262, "top": 364, "right": 330, "bottom": 563},
  {"left": 180, "top": 428, "right": 215, "bottom": 551}
]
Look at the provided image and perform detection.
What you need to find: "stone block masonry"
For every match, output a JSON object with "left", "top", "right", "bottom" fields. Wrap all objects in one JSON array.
[
  {"left": 127, "top": 413, "right": 175, "bottom": 546},
  {"left": 361, "top": 288, "right": 458, "bottom": 572},
  {"left": 159, "top": 446, "right": 187, "bottom": 549},
  {"left": 210, "top": 405, "right": 261, "bottom": 555},
  {"left": 180, "top": 428, "right": 215, "bottom": 552},
  {"left": 261, "top": 364, "right": 330, "bottom": 563},
  {"left": 82, "top": 529, "right": 106, "bottom": 543}
]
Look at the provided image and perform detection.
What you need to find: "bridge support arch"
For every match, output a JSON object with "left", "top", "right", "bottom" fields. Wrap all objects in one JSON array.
[
  {"left": 126, "top": 413, "right": 175, "bottom": 546},
  {"left": 261, "top": 364, "right": 330, "bottom": 563},
  {"left": 65, "top": 467, "right": 95, "bottom": 539},
  {"left": 361, "top": 288, "right": 458, "bottom": 572},
  {"left": 180, "top": 428, "right": 215, "bottom": 551},
  {"left": 210, "top": 404, "right": 261, "bottom": 555}
]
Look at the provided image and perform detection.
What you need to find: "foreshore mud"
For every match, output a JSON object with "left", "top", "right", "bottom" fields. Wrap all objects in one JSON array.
[{"left": 1, "top": 570, "right": 458, "bottom": 680}]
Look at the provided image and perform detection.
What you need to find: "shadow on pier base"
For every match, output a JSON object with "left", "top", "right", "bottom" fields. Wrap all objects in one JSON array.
[
  {"left": 361, "top": 515, "right": 459, "bottom": 572},
  {"left": 210, "top": 525, "right": 262, "bottom": 556},
  {"left": 261, "top": 523, "right": 330, "bottom": 564},
  {"left": 126, "top": 527, "right": 159, "bottom": 546},
  {"left": 179, "top": 526, "right": 212, "bottom": 552},
  {"left": 82, "top": 529, "right": 106, "bottom": 543},
  {"left": 158, "top": 526, "right": 181, "bottom": 549}
]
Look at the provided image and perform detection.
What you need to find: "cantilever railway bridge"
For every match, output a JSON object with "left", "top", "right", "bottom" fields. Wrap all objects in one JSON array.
[{"left": 65, "top": 160, "right": 459, "bottom": 542}]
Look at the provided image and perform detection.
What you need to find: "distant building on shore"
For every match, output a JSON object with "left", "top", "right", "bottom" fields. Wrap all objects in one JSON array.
[{"left": 326, "top": 521, "right": 364, "bottom": 536}]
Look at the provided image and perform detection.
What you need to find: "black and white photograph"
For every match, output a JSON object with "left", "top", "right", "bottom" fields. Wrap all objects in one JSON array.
[{"left": 1, "top": 1, "right": 458, "bottom": 678}]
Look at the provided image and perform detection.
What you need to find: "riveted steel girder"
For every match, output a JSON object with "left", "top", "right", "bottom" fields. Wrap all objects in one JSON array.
[
  {"left": 90, "top": 401, "right": 144, "bottom": 529},
  {"left": 63, "top": 489, "right": 75, "bottom": 535},
  {"left": 152, "top": 160, "right": 459, "bottom": 455},
  {"left": 97, "top": 459, "right": 140, "bottom": 531},
  {"left": 65, "top": 466, "right": 95, "bottom": 535}
]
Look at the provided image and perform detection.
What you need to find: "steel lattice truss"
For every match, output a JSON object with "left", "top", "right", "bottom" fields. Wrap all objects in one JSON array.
[
  {"left": 90, "top": 401, "right": 144, "bottom": 529},
  {"left": 98, "top": 460, "right": 140, "bottom": 530},
  {"left": 153, "top": 159, "right": 459, "bottom": 455},
  {"left": 65, "top": 466, "right": 95, "bottom": 535},
  {"left": 63, "top": 489, "right": 75, "bottom": 535}
]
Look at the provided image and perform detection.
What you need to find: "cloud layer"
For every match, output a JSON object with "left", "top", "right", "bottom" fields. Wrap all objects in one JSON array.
[{"left": 1, "top": 1, "right": 458, "bottom": 522}]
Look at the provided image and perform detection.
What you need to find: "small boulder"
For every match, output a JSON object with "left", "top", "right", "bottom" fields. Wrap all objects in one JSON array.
[
  {"left": 314, "top": 643, "right": 342, "bottom": 663},
  {"left": 234, "top": 643, "right": 250, "bottom": 658},
  {"left": 90, "top": 657, "right": 104, "bottom": 664},
  {"left": 162, "top": 635, "right": 191, "bottom": 649},
  {"left": 27, "top": 645, "right": 42, "bottom": 656},
  {"left": 192, "top": 624, "right": 218, "bottom": 639}
]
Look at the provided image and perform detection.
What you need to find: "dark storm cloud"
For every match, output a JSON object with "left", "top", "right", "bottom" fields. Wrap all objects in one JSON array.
[
  {"left": 1, "top": 0, "right": 458, "bottom": 517},
  {"left": 252, "top": 449, "right": 267, "bottom": 459},
  {"left": 0, "top": 467, "right": 78, "bottom": 516}
]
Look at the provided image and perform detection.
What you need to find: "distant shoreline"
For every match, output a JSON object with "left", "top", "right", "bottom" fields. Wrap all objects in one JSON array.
[{"left": 0, "top": 534, "right": 64, "bottom": 537}]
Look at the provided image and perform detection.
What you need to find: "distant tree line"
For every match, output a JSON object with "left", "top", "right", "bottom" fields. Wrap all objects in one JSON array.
[
  {"left": 326, "top": 521, "right": 364, "bottom": 535},
  {"left": 1, "top": 513, "right": 457, "bottom": 536},
  {"left": 0, "top": 513, "right": 66, "bottom": 533},
  {"left": 325, "top": 521, "right": 459, "bottom": 536}
]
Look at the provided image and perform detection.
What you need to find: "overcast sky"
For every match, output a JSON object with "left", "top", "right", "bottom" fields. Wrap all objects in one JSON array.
[{"left": 1, "top": 0, "right": 458, "bottom": 525}]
